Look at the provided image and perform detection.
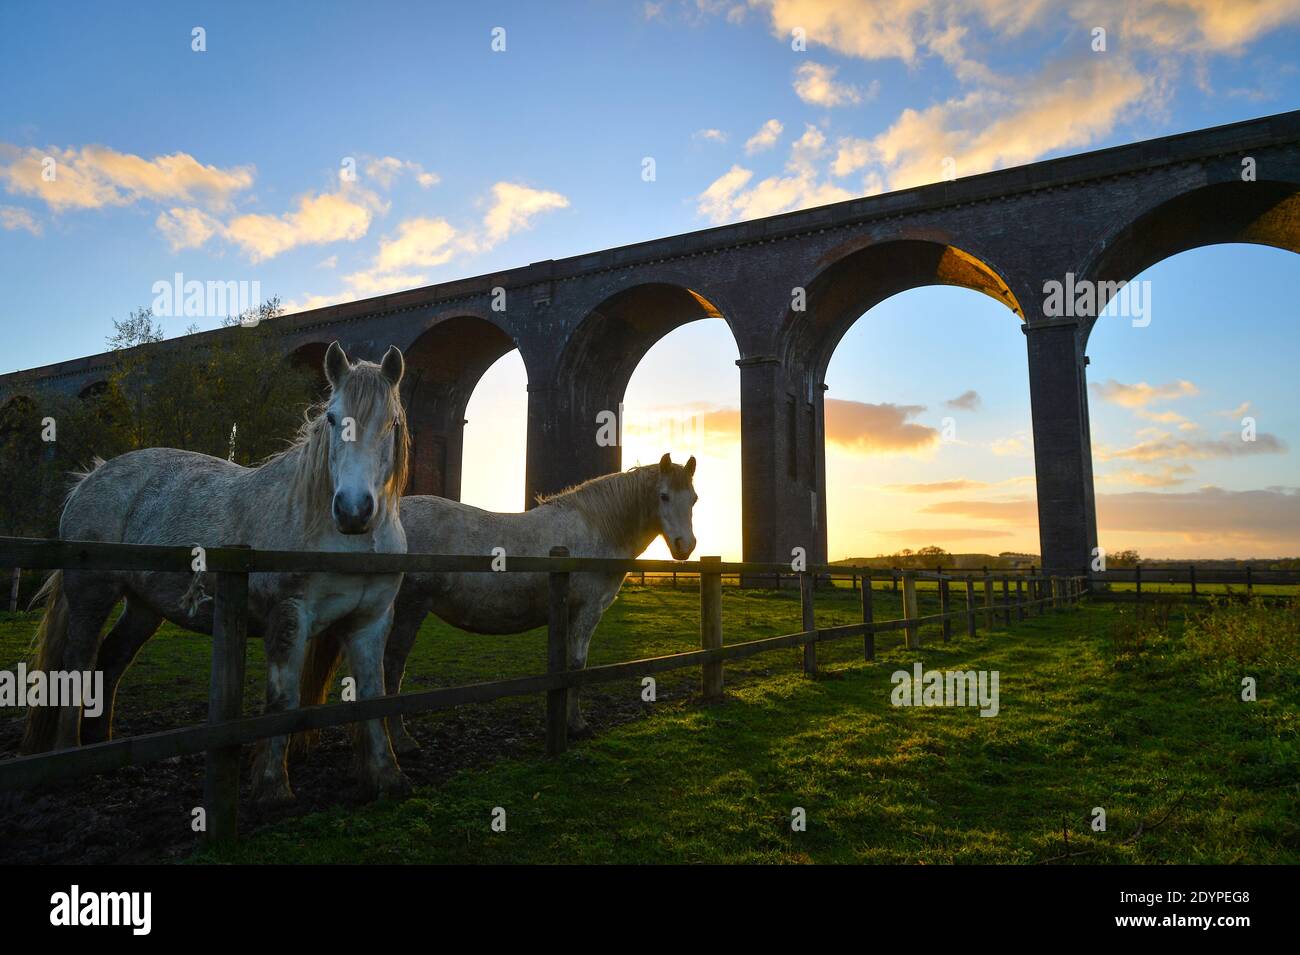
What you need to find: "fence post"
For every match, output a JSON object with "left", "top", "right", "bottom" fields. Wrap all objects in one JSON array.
[
  {"left": 939, "top": 576, "right": 951, "bottom": 643},
  {"left": 800, "top": 571, "right": 817, "bottom": 676},
  {"left": 983, "top": 574, "right": 994, "bottom": 629},
  {"left": 1189, "top": 564, "right": 1197, "bottom": 600},
  {"left": 547, "top": 546, "right": 570, "bottom": 757},
  {"left": 861, "top": 570, "right": 874, "bottom": 661},
  {"left": 1001, "top": 576, "right": 1012, "bottom": 626},
  {"left": 203, "top": 545, "right": 249, "bottom": 846},
  {"left": 851, "top": 573, "right": 857, "bottom": 592},
  {"left": 965, "top": 577, "right": 977, "bottom": 638},
  {"left": 700, "top": 556, "right": 723, "bottom": 699},
  {"left": 1246, "top": 564, "right": 1253, "bottom": 595},
  {"left": 1015, "top": 578, "right": 1024, "bottom": 621},
  {"left": 8, "top": 566, "right": 18, "bottom": 613},
  {"left": 902, "top": 571, "right": 920, "bottom": 649},
  {"left": 892, "top": 568, "right": 899, "bottom": 593},
  {"left": 1134, "top": 563, "right": 1142, "bottom": 601}
]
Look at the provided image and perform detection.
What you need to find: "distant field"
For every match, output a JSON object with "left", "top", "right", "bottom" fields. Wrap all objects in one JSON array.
[{"left": 2, "top": 585, "right": 1294, "bottom": 864}]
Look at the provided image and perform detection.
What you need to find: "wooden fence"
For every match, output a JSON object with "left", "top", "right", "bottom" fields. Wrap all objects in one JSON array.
[
  {"left": 0, "top": 536, "right": 1087, "bottom": 842},
  {"left": 1089, "top": 565, "right": 1300, "bottom": 600}
]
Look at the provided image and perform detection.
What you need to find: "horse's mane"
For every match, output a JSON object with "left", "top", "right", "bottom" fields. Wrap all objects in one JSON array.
[
  {"left": 535, "top": 462, "right": 692, "bottom": 550},
  {"left": 264, "top": 361, "right": 409, "bottom": 533}
]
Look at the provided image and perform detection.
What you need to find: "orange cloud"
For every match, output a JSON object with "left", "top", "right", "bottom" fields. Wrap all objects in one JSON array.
[
  {"left": 1091, "top": 378, "right": 1198, "bottom": 408},
  {"left": 825, "top": 398, "right": 938, "bottom": 454},
  {"left": 0, "top": 143, "right": 253, "bottom": 212},
  {"left": 1098, "top": 433, "right": 1286, "bottom": 462},
  {"left": 884, "top": 479, "right": 990, "bottom": 493}
]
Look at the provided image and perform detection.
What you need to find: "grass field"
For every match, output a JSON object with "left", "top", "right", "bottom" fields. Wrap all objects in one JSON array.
[{"left": 2, "top": 584, "right": 1296, "bottom": 864}]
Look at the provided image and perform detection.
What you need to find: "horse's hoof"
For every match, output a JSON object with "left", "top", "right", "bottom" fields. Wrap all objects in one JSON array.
[
  {"left": 568, "top": 721, "right": 595, "bottom": 740},
  {"left": 251, "top": 780, "right": 296, "bottom": 809},
  {"left": 369, "top": 770, "right": 412, "bottom": 803}
]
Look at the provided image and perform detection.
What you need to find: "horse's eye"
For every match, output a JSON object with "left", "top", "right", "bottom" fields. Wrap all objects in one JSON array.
[
  {"left": 660, "top": 493, "right": 670, "bottom": 502},
  {"left": 326, "top": 413, "right": 336, "bottom": 427}
]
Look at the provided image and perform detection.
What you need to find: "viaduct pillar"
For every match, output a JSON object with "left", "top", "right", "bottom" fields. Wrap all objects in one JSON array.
[{"left": 1024, "top": 317, "right": 1097, "bottom": 574}]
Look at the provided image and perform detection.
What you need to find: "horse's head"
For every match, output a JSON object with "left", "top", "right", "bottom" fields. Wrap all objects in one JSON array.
[
  {"left": 655, "top": 452, "right": 698, "bottom": 560},
  {"left": 321, "top": 341, "right": 408, "bottom": 535}
]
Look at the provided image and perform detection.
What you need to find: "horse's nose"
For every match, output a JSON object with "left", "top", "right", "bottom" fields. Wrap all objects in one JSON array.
[
  {"left": 333, "top": 491, "right": 375, "bottom": 534},
  {"left": 673, "top": 536, "right": 693, "bottom": 558}
]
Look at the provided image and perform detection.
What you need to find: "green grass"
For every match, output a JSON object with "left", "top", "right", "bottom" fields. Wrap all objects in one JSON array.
[{"left": 2, "top": 586, "right": 1295, "bottom": 864}]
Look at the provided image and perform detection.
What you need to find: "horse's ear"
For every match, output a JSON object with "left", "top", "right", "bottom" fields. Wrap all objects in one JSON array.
[
  {"left": 659, "top": 453, "right": 672, "bottom": 474},
  {"left": 685, "top": 455, "right": 696, "bottom": 478},
  {"left": 324, "top": 341, "right": 350, "bottom": 391},
  {"left": 381, "top": 345, "right": 404, "bottom": 387}
]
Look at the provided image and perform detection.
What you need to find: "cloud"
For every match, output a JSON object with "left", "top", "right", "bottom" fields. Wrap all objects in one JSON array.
[
  {"left": 479, "top": 182, "right": 570, "bottom": 248},
  {"left": 343, "top": 216, "right": 461, "bottom": 295},
  {"left": 1217, "top": 401, "right": 1252, "bottom": 418},
  {"left": 1135, "top": 408, "right": 1197, "bottom": 431},
  {"left": 880, "top": 527, "right": 1015, "bottom": 540},
  {"left": 1069, "top": 0, "right": 1300, "bottom": 54},
  {"left": 364, "top": 156, "right": 439, "bottom": 189},
  {"left": 1091, "top": 377, "right": 1198, "bottom": 408},
  {"left": 744, "top": 119, "right": 784, "bottom": 154},
  {"left": 0, "top": 143, "right": 253, "bottom": 212},
  {"left": 155, "top": 206, "right": 222, "bottom": 252},
  {"left": 923, "top": 484, "right": 1300, "bottom": 551},
  {"left": 868, "top": 57, "right": 1157, "bottom": 190},
  {"left": 698, "top": 125, "right": 854, "bottom": 224},
  {"left": 1098, "top": 432, "right": 1287, "bottom": 462},
  {"left": 923, "top": 497, "right": 1038, "bottom": 523},
  {"left": 944, "top": 389, "right": 982, "bottom": 411},
  {"left": 1099, "top": 464, "right": 1195, "bottom": 488},
  {"left": 793, "top": 62, "right": 874, "bottom": 107},
  {"left": 1094, "top": 485, "right": 1300, "bottom": 542},
  {"left": 323, "top": 181, "right": 570, "bottom": 302},
  {"left": 990, "top": 435, "right": 1031, "bottom": 456},
  {"left": 0, "top": 205, "right": 40, "bottom": 235},
  {"left": 694, "top": 128, "right": 729, "bottom": 143},
  {"left": 884, "top": 479, "right": 990, "bottom": 493},
  {"left": 223, "top": 184, "right": 382, "bottom": 262},
  {"left": 825, "top": 398, "right": 939, "bottom": 454}
]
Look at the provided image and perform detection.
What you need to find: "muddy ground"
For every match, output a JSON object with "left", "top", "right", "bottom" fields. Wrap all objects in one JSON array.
[{"left": 0, "top": 686, "right": 660, "bottom": 865}]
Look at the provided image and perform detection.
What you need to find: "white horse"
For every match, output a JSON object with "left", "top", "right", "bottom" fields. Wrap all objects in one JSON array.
[
  {"left": 23, "top": 342, "right": 411, "bottom": 804},
  {"left": 301, "top": 454, "right": 698, "bottom": 752}
]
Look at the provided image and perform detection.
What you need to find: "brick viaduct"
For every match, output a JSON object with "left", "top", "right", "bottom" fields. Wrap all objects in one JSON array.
[{"left": 3, "top": 110, "right": 1298, "bottom": 572}]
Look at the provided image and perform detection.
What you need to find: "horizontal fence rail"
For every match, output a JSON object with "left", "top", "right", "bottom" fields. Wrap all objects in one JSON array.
[{"left": 0, "top": 535, "right": 1103, "bottom": 841}]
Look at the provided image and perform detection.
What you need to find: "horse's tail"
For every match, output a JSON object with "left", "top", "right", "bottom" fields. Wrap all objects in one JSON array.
[
  {"left": 290, "top": 622, "right": 346, "bottom": 755},
  {"left": 20, "top": 571, "right": 69, "bottom": 754}
]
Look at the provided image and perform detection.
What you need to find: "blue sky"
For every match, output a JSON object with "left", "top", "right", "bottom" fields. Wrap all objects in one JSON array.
[{"left": 2, "top": 1, "right": 1298, "bottom": 558}]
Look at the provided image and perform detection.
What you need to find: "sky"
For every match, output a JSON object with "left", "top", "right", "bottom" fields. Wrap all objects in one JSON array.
[{"left": 2, "top": 1, "right": 1298, "bottom": 561}]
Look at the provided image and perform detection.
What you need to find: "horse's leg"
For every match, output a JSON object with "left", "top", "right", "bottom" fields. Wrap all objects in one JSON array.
[
  {"left": 80, "top": 598, "right": 162, "bottom": 745},
  {"left": 250, "top": 600, "right": 308, "bottom": 807},
  {"left": 52, "top": 572, "right": 121, "bottom": 750},
  {"left": 565, "top": 601, "right": 604, "bottom": 738},
  {"left": 382, "top": 589, "right": 427, "bottom": 756},
  {"left": 341, "top": 608, "right": 411, "bottom": 801}
]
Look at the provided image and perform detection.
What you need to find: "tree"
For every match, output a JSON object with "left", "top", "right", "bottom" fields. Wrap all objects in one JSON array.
[{"left": 1, "top": 297, "right": 318, "bottom": 538}]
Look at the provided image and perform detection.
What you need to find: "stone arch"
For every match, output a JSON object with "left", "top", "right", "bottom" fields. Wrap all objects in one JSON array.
[
  {"left": 538, "top": 281, "right": 737, "bottom": 498},
  {"left": 784, "top": 238, "right": 1024, "bottom": 382},
  {"left": 1079, "top": 179, "right": 1300, "bottom": 348},
  {"left": 401, "top": 312, "right": 520, "bottom": 499}
]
